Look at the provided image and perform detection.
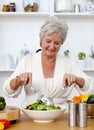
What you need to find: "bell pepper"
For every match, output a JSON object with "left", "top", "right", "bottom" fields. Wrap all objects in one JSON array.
[
  {"left": 0, "top": 97, "right": 6, "bottom": 110},
  {"left": 87, "top": 95, "right": 94, "bottom": 104},
  {"left": 0, "top": 120, "right": 10, "bottom": 129},
  {"left": 72, "top": 96, "right": 82, "bottom": 104},
  {"left": 81, "top": 94, "right": 89, "bottom": 102},
  {"left": 0, "top": 122, "right": 4, "bottom": 130}
]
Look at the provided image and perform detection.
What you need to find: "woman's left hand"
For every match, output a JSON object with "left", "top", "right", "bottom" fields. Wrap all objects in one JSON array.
[{"left": 63, "top": 73, "right": 76, "bottom": 87}]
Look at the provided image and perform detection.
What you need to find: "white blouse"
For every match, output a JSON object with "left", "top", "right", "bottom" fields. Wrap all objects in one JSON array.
[{"left": 3, "top": 51, "right": 94, "bottom": 105}]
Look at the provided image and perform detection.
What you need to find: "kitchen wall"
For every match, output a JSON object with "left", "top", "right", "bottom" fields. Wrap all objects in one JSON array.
[{"left": 0, "top": 17, "right": 94, "bottom": 68}]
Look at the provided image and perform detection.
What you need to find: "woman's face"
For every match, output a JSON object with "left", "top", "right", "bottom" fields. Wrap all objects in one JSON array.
[{"left": 41, "top": 33, "right": 62, "bottom": 58}]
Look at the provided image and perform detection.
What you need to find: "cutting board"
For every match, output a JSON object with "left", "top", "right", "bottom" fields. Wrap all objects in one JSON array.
[{"left": 0, "top": 106, "right": 20, "bottom": 121}]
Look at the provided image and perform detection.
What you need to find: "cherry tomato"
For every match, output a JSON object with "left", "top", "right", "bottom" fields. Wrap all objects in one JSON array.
[{"left": 0, "top": 119, "right": 10, "bottom": 129}]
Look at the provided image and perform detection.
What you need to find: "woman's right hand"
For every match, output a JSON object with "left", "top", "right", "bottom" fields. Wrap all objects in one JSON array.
[{"left": 10, "top": 72, "right": 32, "bottom": 90}]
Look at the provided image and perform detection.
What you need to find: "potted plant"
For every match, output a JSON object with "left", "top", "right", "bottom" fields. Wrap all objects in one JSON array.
[
  {"left": 78, "top": 52, "right": 86, "bottom": 60},
  {"left": 77, "top": 52, "right": 86, "bottom": 69},
  {"left": 63, "top": 50, "right": 70, "bottom": 57}
]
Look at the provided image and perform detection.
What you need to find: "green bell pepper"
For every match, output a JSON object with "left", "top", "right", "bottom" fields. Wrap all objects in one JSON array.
[{"left": 0, "top": 97, "right": 6, "bottom": 110}]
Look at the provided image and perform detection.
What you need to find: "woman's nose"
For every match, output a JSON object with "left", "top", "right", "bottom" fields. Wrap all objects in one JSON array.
[{"left": 50, "top": 43, "right": 55, "bottom": 49}]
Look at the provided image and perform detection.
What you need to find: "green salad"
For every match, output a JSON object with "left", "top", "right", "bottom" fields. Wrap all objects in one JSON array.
[{"left": 24, "top": 100, "right": 61, "bottom": 111}]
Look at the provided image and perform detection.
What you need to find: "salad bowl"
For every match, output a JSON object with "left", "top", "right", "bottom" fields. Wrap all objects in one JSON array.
[
  {"left": 21, "top": 99, "right": 66, "bottom": 123},
  {"left": 22, "top": 108, "right": 65, "bottom": 123}
]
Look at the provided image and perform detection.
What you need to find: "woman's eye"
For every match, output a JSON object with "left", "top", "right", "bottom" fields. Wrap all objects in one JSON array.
[
  {"left": 46, "top": 39, "right": 50, "bottom": 43},
  {"left": 55, "top": 42, "right": 61, "bottom": 45}
]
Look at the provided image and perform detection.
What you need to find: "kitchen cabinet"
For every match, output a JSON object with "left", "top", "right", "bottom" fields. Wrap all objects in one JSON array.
[{"left": 0, "top": 0, "right": 94, "bottom": 107}]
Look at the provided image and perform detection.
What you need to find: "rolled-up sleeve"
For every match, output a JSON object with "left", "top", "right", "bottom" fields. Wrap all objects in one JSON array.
[{"left": 3, "top": 79, "right": 22, "bottom": 97}]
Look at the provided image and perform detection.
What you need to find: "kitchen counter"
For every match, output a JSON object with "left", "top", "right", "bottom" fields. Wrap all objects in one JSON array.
[{"left": 7, "top": 113, "right": 94, "bottom": 130}]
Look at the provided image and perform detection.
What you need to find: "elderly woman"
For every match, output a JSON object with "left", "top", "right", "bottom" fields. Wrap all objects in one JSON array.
[{"left": 3, "top": 16, "right": 93, "bottom": 105}]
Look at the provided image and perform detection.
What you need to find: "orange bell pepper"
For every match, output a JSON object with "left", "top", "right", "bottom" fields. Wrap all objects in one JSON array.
[{"left": 72, "top": 96, "right": 82, "bottom": 104}]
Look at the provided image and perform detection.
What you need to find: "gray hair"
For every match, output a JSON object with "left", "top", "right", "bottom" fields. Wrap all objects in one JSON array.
[{"left": 39, "top": 16, "right": 68, "bottom": 46}]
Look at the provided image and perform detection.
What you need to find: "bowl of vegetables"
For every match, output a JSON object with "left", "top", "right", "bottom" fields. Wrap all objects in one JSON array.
[
  {"left": 22, "top": 99, "right": 65, "bottom": 123},
  {"left": 72, "top": 94, "right": 94, "bottom": 119},
  {"left": 87, "top": 95, "right": 94, "bottom": 118}
]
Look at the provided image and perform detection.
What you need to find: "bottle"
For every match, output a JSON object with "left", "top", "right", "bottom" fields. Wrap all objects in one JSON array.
[
  {"left": 78, "top": 102, "right": 87, "bottom": 128},
  {"left": 68, "top": 101, "right": 78, "bottom": 127},
  {"left": 74, "top": 4, "right": 80, "bottom": 13},
  {"left": 23, "top": 0, "right": 39, "bottom": 12}
]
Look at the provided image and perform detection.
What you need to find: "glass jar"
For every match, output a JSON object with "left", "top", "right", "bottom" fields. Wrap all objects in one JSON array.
[
  {"left": 2, "top": 5, "right": 9, "bottom": 12},
  {"left": 23, "top": 0, "right": 39, "bottom": 12},
  {"left": 20, "top": 44, "right": 30, "bottom": 59},
  {"left": 9, "top": 2, "right": 16, "bottom": 12},
  {"left": 55, "top": 0, "right": 73, "bottom": 12}
]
